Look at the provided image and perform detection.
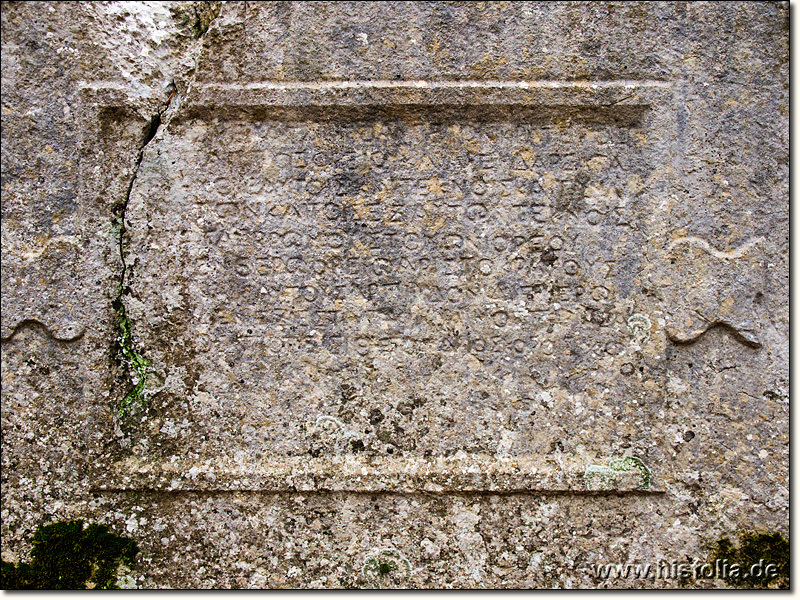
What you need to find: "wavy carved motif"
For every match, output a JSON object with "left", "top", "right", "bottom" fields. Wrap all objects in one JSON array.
[{"left": 662, "top": 236, "right": 765, "bottom": 349}]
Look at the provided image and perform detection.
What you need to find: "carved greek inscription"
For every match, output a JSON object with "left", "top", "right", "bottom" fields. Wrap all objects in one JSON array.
[{"left": 122, "top": 100, "right": 667, "bottom": 472}]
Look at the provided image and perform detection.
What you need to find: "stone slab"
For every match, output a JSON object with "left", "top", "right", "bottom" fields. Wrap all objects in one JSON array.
[
  {"left": 1, "top": 1, "right": 788, "bottom": 589},
  {"left": 100, "top": 78, "right": 684, "bottom": 494}
]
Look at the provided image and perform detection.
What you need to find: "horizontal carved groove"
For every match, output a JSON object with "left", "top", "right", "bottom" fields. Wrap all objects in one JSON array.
[
  {"left": 93, "top": 455, "right": 664, "bottom": 494},
  {"left": 177, "top": 80, "right": 667, "bottom": 123},
  {"left": 78, "top": 80, "right": 670, "bottom": 124},
  {"left": 91, "top": 488, "right": 666, "bottom": 497},
  {"left": 182, "top": 103, "right": 649, "bottom": 125}
]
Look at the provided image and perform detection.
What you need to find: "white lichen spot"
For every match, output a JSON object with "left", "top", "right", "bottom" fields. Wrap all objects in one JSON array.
[
  {"left": 627, "top": 313, "right": 652, "bottom": 344},
  {"left": 584, "top": 456, "right": 652, "bottom": 491},
  {"left": 314, "top": 415, "right": 359, "bottom": 440},
  {"left": 362, "top": 547, "right": 412, "bottom": 589}
]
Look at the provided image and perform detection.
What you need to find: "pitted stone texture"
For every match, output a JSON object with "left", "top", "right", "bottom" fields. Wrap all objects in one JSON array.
[
  {"left": 0, "top": 1, "right": 214, "bottom": 341},
  {"left": 195, "top": 2, "right": 785, "bottom": 85},
  {"left": 0, "top": 0, "right": 224, "bottom": 580},
  {"left": 115, "top": 86, "right": 673, "bottom": 488},
  {"left": 1, "top": 1, "right": 788, "bottom": 590}
]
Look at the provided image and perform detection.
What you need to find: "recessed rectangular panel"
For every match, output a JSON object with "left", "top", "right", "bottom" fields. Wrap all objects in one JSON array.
[{"left": 102, "top": 82, "right": 673, "bottom": 492}]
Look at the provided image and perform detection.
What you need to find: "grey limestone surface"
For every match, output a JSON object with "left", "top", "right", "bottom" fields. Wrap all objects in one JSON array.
[{"left": 1, "top": 1, "right": 789, "bottom": 589}]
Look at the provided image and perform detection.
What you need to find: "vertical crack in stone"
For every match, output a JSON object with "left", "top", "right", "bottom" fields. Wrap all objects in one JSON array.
[
  {"left": 112, "top": 3, "right": 221, "bottom": 419},
  {"left": 113, "top": 84, "right": 175, "bottom": 418},
  {"left": 189, "top": 1, "right": 222, "bottom": 38}
]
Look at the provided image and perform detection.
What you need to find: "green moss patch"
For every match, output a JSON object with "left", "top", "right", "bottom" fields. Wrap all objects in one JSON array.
[
  {"left": 1, "top": 520, "right": 139, "bottom": 590},
  {"left": 707, "top": 531, "right": 789, "bottom": 589},
  {"left": 115, "top": 299, "right": 150, "bottom": 418}
]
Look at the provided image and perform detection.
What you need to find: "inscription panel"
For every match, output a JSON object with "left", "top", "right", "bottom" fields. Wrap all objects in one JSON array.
[{"left": 108, "top": 83, "right": 674, "bottom": 491}]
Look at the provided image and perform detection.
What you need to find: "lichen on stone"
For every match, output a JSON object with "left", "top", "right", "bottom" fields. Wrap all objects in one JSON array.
[
  {"left": 584, "top": 456, "right": 651, "bottom": 491},
  {"left": 361, "top": 547, "right": 412, "bottom": 589},
  {"left": 627, "top": 313, "right": 652, "bottom": 345}
]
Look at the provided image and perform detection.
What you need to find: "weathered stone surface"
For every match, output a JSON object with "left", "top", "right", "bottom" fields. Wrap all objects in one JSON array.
[{"left": 1, "top": 1, "right": 788, "bottom": 589}]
